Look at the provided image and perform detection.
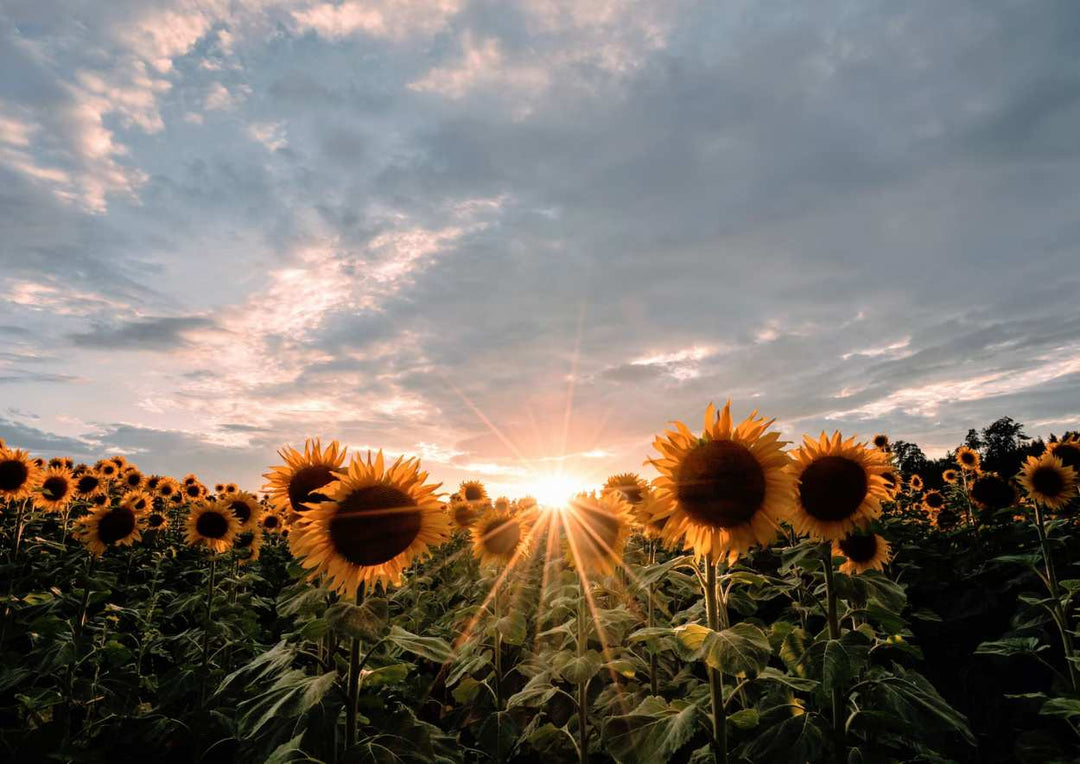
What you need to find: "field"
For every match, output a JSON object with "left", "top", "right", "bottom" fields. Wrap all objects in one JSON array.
[{"left": 1, "top": 411, "right": 1079, "bottom": 763}]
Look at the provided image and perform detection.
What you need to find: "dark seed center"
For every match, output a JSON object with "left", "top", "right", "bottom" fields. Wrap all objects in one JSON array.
[
  {"left": 924, "top": 492, "right": 944, "bottom": 510},
  {"left": 838, "top": 533, "right": 878, "bottom": 563},
  {"left": 98, "top": 506, "right": 136, "bottom": 544},
  {"left": 483, "top": 518, "right": 520, "bottom": 557},
  {"left": 674, "top": 440, "right": 766, "bottom": 528},
  {"left": 0, "top": 459, "right": 29, "bottom": 492},
  {"left": 799, "top": 456, "right": 868, "bottom": 522},
  {"left": 264, "top": 515, "right": 279, "bottom": 528},
  {"left": 196, "top": 510, "right": 230, "bottom": 539},
  {"left": 42, "top": 475, "right": 70, "bottom": 500},
  {"left": 1032, "top": 466, "right": 1066, "bottom": 498},
  {"left": 972, "top": 476, "right": 1015, "bottom": 510},
  {"left": 287, "top": 465, "right": 337, "bottom": 512},
  {"left": 329, "top": 485, "right": 421, "bottom": 566},
  {"left": 186, "top": 485, "right": 201, "bottom": 498},
  {"left": 230, "top": 500, "right": 251, "bottom": 523},
  {"left": 463, "top": 485, "right": 484, "bottom": 501},
  {"left": 76, "top": 475, "right": 101, "bottom": 495},
  {"left": 148, "top": 514, "right": 165, "bottom": 528}
]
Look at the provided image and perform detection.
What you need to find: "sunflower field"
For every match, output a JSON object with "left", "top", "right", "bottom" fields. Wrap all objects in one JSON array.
[{"left": 1, "top": 407, "right": 1079, "bottom": 763}]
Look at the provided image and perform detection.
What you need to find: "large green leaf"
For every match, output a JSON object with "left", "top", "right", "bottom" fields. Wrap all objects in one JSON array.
[
  {"left": 386, "top": 626, "right": 452, "bottom": 663},
  {"left": 674, "top": 622, "right": 772, "bottom": 676},
  {"left": 603, "top": 696, "right": 701, "bottom": 764}
]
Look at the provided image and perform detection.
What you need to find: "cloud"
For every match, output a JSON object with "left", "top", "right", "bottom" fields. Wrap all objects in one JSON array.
[
  {"left": 291, "top": 0, "right": 462, "bottom": 42},
  {"left": 69, "top": 316, "right": 217, "bottom": 350}
]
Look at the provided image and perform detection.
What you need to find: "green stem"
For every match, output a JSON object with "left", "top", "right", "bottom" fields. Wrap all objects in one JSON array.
[
  {"left": 577, "top": 579, "right": 588, "bottom": 764},
  {"left": 1034, "top": 504, "right": 1079, "bottom": 693},
  {"left": 647, "top": 541, "right": 658, "bottom": 697},
  {"left": 200, "top": 555, "right": 217, "bottom": 704},
  {"left": 10, "top": 499, "right": 27, "bottom": 562},
  {"left": 704, "top": 554, "right": 728, "bottom": 764},
  {"left": 345, "top": 583, "right": 366, "bottom": 753},
  {"left": 494, "top": 581, "right": 503, "bottom": 764},
  {"left": 822, "top": 545, "right": 844, "bottom": 761}
]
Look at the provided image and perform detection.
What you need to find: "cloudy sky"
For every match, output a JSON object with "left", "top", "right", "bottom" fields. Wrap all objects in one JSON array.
[{"left": 1, "top": 0, "right": 1078, "bottom": 499}]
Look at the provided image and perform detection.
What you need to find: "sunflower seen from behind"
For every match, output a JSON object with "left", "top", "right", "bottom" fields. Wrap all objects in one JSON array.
[
  {"left": 0, "top": 448, "right": 42, "bottom": 502},
  {"left": 872, "top": 433, "right": 890, "bottom": 451},
  {"left": 264, "top": 439, "right": 347, "bottom": 518},
  {"left": 644, "top": 401, "right": 795, "bottom": 562},
  {"left": 289, "top": 451, "right": 450, "bottom": 596},
  {"left": 1017, "top": 453, "right": 1077, "bottom": 512},
  {"left": 970, "top": 473, "right": 1017, "bottom": 512},
  {"left": 185, "top": 500, "right": 241, "bottom": 553},
  {"left": 789, "top": 432, "right": 889, "bottom": 541}
]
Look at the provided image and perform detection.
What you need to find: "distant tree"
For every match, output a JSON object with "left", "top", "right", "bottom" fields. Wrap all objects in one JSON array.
[
  {"left": 891, "top": 440, "right": 928, "bottom": 477},
  {"left": 964, "top": 428, "right": 983, "bottom": 450},
  {"left": 980, "top": 417, "right": 1031, "bottom": 477}
]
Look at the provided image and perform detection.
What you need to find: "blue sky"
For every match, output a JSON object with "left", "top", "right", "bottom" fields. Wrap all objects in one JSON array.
[{"left": 1, "top": 0, "right": 1078, "bottom": 497}]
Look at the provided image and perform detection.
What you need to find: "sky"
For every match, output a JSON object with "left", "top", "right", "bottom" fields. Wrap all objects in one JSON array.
[{"left": 1, "top": 0, "right": 1079, "bottom": 500}]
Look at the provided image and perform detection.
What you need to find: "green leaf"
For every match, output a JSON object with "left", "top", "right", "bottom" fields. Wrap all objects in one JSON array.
[
  {"left": 561, "top": 650, "right": 603, "bottom": 684},
  {"left": 855, "top": 665, "right": 975, "bottom": 746},
  {"left": 451, "top": 676, "right": 481, "bottom": 704},
  {"left": 1040, "top": 697, "right": 1080, "bottom": 721},
  {"left": 728, "top": 708, "right": 759, "bottom": 729},
  {"left": 326, "top": 597, "right": 389, "bottom": 642},
  {"left": 603, "top": 696, "right": 700, "bottom": 764},
  {"left": 496, "top": 610, "right": 527, "bottom": 646},
  {"left": 674, "top": 622, "right": 772, "bottom": 676},
  {"left": 386, "top": 626, "right": 452, "bottom": 663},
  {"left": 975, "top": 637, "right": 1047, "bottom": 657},
  {"left": 359, "top": 663, "right": 410, "bottom": 688}
]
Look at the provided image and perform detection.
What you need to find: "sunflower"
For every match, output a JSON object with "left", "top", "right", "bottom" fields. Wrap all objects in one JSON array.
[
  {"left": 1049, "top": 437, "right": 1080, "bottom": 473},
  {"left": 0, "top": 448, "right": 42, "bottom": 501},
  {"left": 182, "top": 473, "right": 199, "bottom": 487},
  {"left": 73, "top": 470, "right": 106, "bottom": 499},
  {"left": 872, "top": 433, "right": 890, "bottom": 450},
  {"left": 833, "top": 531, "right": 890, "bottom": 575},
  {"left": 921, "top": 489, "right": 946, "bottom": 514},
  {"left": 472, "top": 509, "right": 530, "bottom": 567},
  {"left": 109, "top": 455, "right": 128, "bottom": 470},
  {"left": 214, "top": 483, "right": 225, "bottom": 494},
  {"left": 1017, "top": 453, "right": 1078, "bottom": 511},
  {"left": 95, "top": 459, "right": 120, "bottom": 481},
  {"left": 942, "top": 469, "right": 958, "bottom": 484},
  {"left": 879, "top": 468, "right": 901, "bottom": 499},
  {"left": 48, "top": 457, "right": 65, "bottom": 469},
  {"left": 955, "top": 446, "right": 981, "bottom": 472},
  {"left": 156, "top": 477, "right": 180, "bottom": 501},
  {"left": 788, "top": 432, "right": 890, "bottom": 541},
  {"left": 225, "top": 491, "right": 262, "bottom": 531},
  {"left": 234, "top": 529, "right": 262, "bottom": 564},
  {"left": 969, "top": 473, "right": 1017, "bottom": 512},
  {"left": 643, "top": 402, "right": 795, "bottom": 561},
  {"left": 260, "top": 512, "right": 285, "bottom": 534},
  {"left": 75, "top": 502, "right": 143, "bottom": 556},
  {"left": 181, "top": 481, "right": 207, "bottom": 502},
  {"left": 603, "top": 472, "right": 651, "bottom": 506},
  {"left": 185, "top": 500, "right": 241, "bottom": 553},
  {"left": 224, "top": 482, "right": 239, "bottom": 495},
  {"left": 933, "top": 506, "right": 961, "bottom": 530},
  {"left": 263, "top": 439, "right": 347, "bottom": 517},
  {"left": 289, "top": 451, "right": 450, "bottom": 595},
  {"left": 34, "top": 466, "right": 75, "bottom": 513},
  {"left": 450, "top": 498, "right": 481, "bottom": 529},
  {"left": 145, "top": 475, "right": 162, "bottom": 492},
  {"left": 146, "top": 509, "right": 169, "bottom": 532},
  {"left": 89, "top": 492, "right": 110, "bottom": 509},
  {"left": 493, "top": 496, "right": 511, "bottom": 513},
  {"left": 120, "top": 490, "right": 153, "bottom": 515},
  {"left": 516, "top": 496, "right": 538, "bottom": 513},
  {"left": 120, "top": 469, "right": 144, "bottom": 491},
  {"left": 909, "top": 474, "right": 924, "bottom": 492},
  {"left": 562, "top": 491, "right": 632, "bottom": 576}
]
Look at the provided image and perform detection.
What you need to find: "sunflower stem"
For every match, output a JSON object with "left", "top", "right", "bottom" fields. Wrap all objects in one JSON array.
[
  {"left": 703, "top": 553, "right": 728, "bottom": 764},
  {"left": 822, "top": 544, "right": 845, "bottom": 761},
  {"left": 10, "top": 499, "right": 27, "bottom": 562},
  {"left": 1033, "top": 504, "right": 1079, "bottom": 693},
  {"left": 200, "top": 555, "right": 217, "bottom": 704},
  {"left": 346, "top": 583, "right": 365, "bottom": 754},
  {"left": 647, "top": 541, "right": 658, "bottom": 697},
  {"left": 577, "top": 578, "right": 589, "bottom": 764}
]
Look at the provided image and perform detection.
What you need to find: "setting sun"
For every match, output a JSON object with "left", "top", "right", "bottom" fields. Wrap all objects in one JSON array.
[{"left": 528, "top": 472, "right": 588, "bottom": 509}]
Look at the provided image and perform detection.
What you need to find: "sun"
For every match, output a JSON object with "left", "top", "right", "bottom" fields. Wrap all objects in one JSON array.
[{"left": 530, "top": 472, "right": 587, "bottom": 509}]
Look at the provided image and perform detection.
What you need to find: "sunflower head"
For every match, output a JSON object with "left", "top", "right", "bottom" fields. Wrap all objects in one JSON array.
[
  {"left": 933, "top": 506, "right": 961, "bottom": 531},
  {"left": 1049, "top": 438, "right": 1080, "bottom": 474},
  {"left": 493, "top": 496, "right": 511, "bottom": 513},
  {"left": 156, "top": 477, "right": 180, "bottom": 500},
  {"left": 459, "top": 480, "right": 488, "bottom": 506},
  {"left": 95, "top": 459, "right": 119, "bottom": 480},
  {"left": 182, "top": 481, "right": 207, "bottom": 501},
  {"left": 472, "top": 509, "right": 530, "bottom": 567},
  {"left": 970, "top": 472, "right": 1017, "bottom": 511},
  {"left": 76, "top": 502, "right": 143, "bottom": 557},
  {"left": 872, "top": 433, "right": 890, "bottom": 451},
  {"left": 90, "top": 492, "right": 110, "bottom": 508},
  {"left": 1017, "top": 453, "right": 1078, "bottom": 511},
  {"left": 879, "top": 468, "right": 901, "bottom": 499},
  {"left": 145, "top": 475, "right": 162, "bottom": 492},
  {"left": 289, "top": 451, "right": 450, "bottom": 596},
  {"left": 921, "top": 489, "right": 946, "bottom": 514},
  {"left": 182, "top": 473, "right": 199, "bottom": 487},
  {"left": 146, "top": 510, "right": 169, "bottom": 532},
  {"left": 263, "top": 438, "right": 347, "bottom": 518},
  {"left": 73, "top": 470, "right": 106, "bottom": 499},
  {"left": 224, "top": 483, "right": 239, "bottom": 495},
  {"left": 224, "top": 491, "right": 262, "bottom": 531},
  {"left": 234, "top": 529, "right": 262, "bottom": 564},
  {"left": 35, "top": 466, "right": 75, "bottom": 512},
  {"left": 942, "top": 469, "right": 958, "bottom": 484},
  {"left": 121, "top": 490, "right": 153, "bottom": 515},
  {"left": 121, "top": 469, "right": 144, "bottom": 490},
  {"left": 450, "top": 498, "right": 481, "bottom": 529},
  {"left": 48, "top": 457, "right": 65, "bottom": 469},
  {"left": 643, "top": 402, "right": 795, "bottom": 561},
  {"left": 909, "top": 474, "right": 924, "bottom": 492},
  {"left": 260, "top": 512, "right": 285, "bottom": 534},
  {"left": 955, "top": 446, "right": 981, "bottom": 472},
  {"left": 185, "top": 500, "right": 241, "bottom": 553},
  {"left": 833, "top": 531, "right": 890, "bottom": 575},
  {"left": 789, "top": 432, "right": 890, "bottom": 541},
  {"left": 562, "top": 491, "right": 632, "bottom": 576},
  {"left": 0, "top": 448, "right": 42, "bottom": 501},
  {"left": 602, "top": 472, "right": 651, "bottom": 506},
  {"left": 214, "top": 483, "right": 225, "bottom": 494}
]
